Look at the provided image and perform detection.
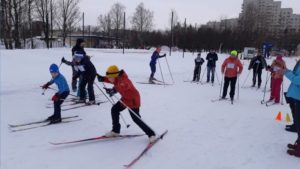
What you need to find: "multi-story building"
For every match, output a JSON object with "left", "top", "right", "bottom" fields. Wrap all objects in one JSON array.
[{"left": 240, "top": 0, "right": 300, "bottom": 35}]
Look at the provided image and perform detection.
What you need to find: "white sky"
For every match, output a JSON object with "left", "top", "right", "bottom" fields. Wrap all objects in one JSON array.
[{"left": 78, "top": 0, "right": 300, "bottom": 30}]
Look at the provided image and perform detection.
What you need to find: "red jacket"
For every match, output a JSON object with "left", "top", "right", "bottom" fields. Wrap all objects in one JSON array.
[
  {"left": 104, "top": 70, "right": 140, "bottom": 108},
  {"left": 221, "top": 56, "right": 243, "bottom": 77},
  {"left": 270, "top": 58, "right": 286, "bottom": 79}
]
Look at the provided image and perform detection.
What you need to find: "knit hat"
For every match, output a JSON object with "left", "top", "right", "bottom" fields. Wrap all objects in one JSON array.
[
  {"left": 106, "top": 65, "right": 119, "bottom": 78},
  {"left": 276, "top": 55, "right": 283, "bottom": 60},
  {"left": 230, "top": 50, "right": 238, "bottom": 57},
  {"left": 76, "top": 38, "right": 85, "bottom": 46},
  {"left": 49, "top": 64, "right": 59, "bottom": 73}
]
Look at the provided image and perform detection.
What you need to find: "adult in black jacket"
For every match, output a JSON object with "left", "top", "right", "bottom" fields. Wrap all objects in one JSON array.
[
  {"left": 70, "top": 39, "right": 86, "bottom": 92},
  {"left": 206, "top": 50, "right": 218, "bottom": 84},
  {"left": 248, "top": 53, "right": 267, "bottom": 88},
  {"left": 73, "top": 51, "right": 97, "bottom": 104},
  {"left": 193, "top": 53, "right": 205, "bottom": 82}
]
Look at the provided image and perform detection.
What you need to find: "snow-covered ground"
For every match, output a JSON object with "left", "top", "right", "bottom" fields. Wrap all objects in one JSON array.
[{"left": 1, "top": 48, "right": 300, "bottom": 169}]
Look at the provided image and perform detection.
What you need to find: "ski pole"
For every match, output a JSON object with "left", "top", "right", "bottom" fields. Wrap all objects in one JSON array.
[
  {"left": 112, "top": 95, "right": 155, "bottom": 133},
  {"left": 45, "top": 86, "right": 78, "bottom": 97},
  {"left": 261, "top": 72, "right": 270, "bottom": 103},
  {"left": 281, "top": 78, "right": 284, "bottom": 105},
  {"left": 164, "top": 55, "right": 174, "bottom": 84},
  {"left": 215, "top": 68, "right": 220, "bottom": 85},
  {"left": 219, "top": 72, "right": 224, "bottom": 98},
  {"left": 99, "top": 82, "right": 130, "bottom": 128},
  {"left": 241, "top": 70, "right": 251, "bottom": 88},
  {"left": 237, "top": 75, "right": 240, "bottom": 100},
  {"left": 200, "top": 66, "right": 206, "bottom": 84},
  {"left": 157, "top": 58, "right": 166, "bottom": 87}
]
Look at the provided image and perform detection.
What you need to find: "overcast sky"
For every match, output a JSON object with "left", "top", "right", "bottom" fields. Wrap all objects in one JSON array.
[{"left": 78, "top": 0, "right": 300, "bottom": 30}]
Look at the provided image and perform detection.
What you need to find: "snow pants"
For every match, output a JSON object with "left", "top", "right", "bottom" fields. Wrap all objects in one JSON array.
[
  {"left": 53, "top": 91, "right": 69, "bottom": 119},
  {"left": 289, "top": 98, "right": 300, "bottom": 141},
  {"left": 79, "top": 75, "right": 96, "bottom": 101},
  {"left": 149, "top": 63, "right": 156, "bottom": 78},
  {"left": 222, "top": 76, "right": 237, "bottom": 99},
  {"left": 111, "top": 101, "right": 155, "bottom": 137},
  {"left": 193, "top": 65, "right": 201, "bottom": 81},
  {"left": 252, "top": 68, "right": 262, "bottom": 87},
  {"left": 270, "top": 78, "right": 282, "bottom": 103}
]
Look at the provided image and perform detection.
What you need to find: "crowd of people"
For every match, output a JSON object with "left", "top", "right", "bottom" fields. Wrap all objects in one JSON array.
[{"left": 41, "top": 39, "right": 300, "bottom": 156}]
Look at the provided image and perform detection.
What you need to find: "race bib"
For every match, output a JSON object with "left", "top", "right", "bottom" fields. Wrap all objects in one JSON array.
[
  {"left": 255, "top": 60, "right": 261, "bottom": 64},
  {"left": 273, "top": 66, "right": 281, "bottom": 72},
  {"left": 75, "top": 65, "right": 85, "bottom": 72},
  {"left": 227, "top": 63, "right": 235, "bottom": 69}
]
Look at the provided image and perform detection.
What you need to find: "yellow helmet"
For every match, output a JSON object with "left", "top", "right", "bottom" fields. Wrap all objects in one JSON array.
[
  {"left": 106, "top": 65, "right": 119, "bottom": 78},
  {"left": 230, "top": 50, "right": 238, "bottom": 57}
]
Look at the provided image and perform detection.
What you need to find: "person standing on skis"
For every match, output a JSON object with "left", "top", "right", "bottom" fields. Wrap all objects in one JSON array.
[
  {"left": 42, "top": 64, "right": 70, "bottom": 124},
  {"left": 221, "top": 50, "right": 243, "bottom": 101},
  {"left": 267, "top": 55, "right": 286, "bottom": 103},
  {"left": 97, "top": 65, "right": 156, "bottom": 143},
  {"left": 149, "top": 47, "right": 166, "bottom": 83},
  {"left": 193, "top": 53, "right": 205, "bottom": 82},
  {"left": 284, "top": 59, "right": 300, "bottom": 157},
  {"left": 248, "top": 51, "right": 267, "bottom": 88},
  {"left": 206, "top": 50, "right": 218, "bottom": 84}
]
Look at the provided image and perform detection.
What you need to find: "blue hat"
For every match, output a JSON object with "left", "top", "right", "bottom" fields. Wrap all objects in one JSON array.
[
  {"left": 74, "top": 51, "right": 85, "bottom": 61},
  {"left": 49, "top": 64, "right": 59, "bottom": 73}
]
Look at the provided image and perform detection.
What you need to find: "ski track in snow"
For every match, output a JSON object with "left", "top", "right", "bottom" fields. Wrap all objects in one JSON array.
[{"left": 1, "top": 48, "right": 300, "bottom": 169}]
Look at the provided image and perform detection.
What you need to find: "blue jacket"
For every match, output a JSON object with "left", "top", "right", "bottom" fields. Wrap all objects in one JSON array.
[
  {"left": 150, "top": 51, "right": 165, "bottom": 65},
  {"left": 285, "top": 62, "right": 300, "bottom": 101},
  {"left": 49, "top": 73, "right": 70, "bottom": 94}
]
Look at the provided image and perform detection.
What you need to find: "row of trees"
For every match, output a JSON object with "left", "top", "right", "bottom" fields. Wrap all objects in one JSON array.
[
  {"left": 0, "top": 0, "right": 80, "bottom": 49},
  {"left": 1, "top": 1, "right": 299, "bottom": 53}
]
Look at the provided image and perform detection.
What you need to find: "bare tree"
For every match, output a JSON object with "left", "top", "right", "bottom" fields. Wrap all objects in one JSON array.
[
  {"left": 109, "top": 2, "right": 125, "bottom": 47},
  {"left": 56, "top": 0, "right": 80, "bottom": 46},
  {"left": 131, "top": 3, "right": 153, "bottom": 32},
  {"left": 97, "top": 14, "right": 112, "bottom": 36},
  {"left": 1, "top": 0, "right": 13, "bottom": 49}
]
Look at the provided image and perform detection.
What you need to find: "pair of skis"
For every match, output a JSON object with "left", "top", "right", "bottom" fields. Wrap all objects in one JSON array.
[
  {"left": 46, "top": 101, "right": 107, "bottom": 111},
  {"left": 261, "top": 100, "right": 283, "bottom": 107},
  {"left": 137, "top": 79, "right": 171, "bottom": 85},
  {"left": 50, "top": 130, "right": 168, "bottom": 168},
  {"left": 8, "top": 115, "right": 81, "bottom": 132},
  {"left": 211, "top": 97, "right": 234, "bottom": 104}
]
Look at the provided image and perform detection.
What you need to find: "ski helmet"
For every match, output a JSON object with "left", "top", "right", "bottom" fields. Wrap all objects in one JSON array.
[
  {"left": 106, "top": 65, "right": 119, "bottom": 78},
  {"left": 49, "top": 64, "right": 59, "bottom": 73}
]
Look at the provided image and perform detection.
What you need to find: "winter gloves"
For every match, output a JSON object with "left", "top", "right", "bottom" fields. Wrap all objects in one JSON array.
[
  {"left": 104, "top": 87, "right": 117, "bottom": 97},
  {"left": 97, "top": 74, "right": 105, "bottom": 82},
  {"left": 42, "top": 82, "right": 51, "bottom": 89},
  {"left": 61, "top": 57, "right": 66, "bottom": 63}
]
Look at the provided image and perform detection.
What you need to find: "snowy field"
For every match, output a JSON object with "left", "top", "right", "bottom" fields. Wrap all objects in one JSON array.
[{"left": 1, "top": 48, "right": 300, "bottom": 169}]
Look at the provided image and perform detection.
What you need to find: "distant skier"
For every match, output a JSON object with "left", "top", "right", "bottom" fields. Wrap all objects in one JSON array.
[
  {"left": 70, "top": 38, "right": 87, "bottom": 92},
  {"left": 284, "top": 60, "right": 300, "bottom": 157},
  {"left": 206, "top": 50, "right": 218, "bottom": 84},
  {"left": 248, "top": 51, "right": 267, "bottom": 88},
  {"left": 72, "top": 51, "right": 97, "bottom": 104},
  {"left": 221, "top": 50, "right": 243, "bottom": 101},
  {"left": 149, "top": 47, "right": 166, "bottom": 83},
  {"left": 42, "top": 64, "right": 70, "bottom": 124},
  {"left": 97, "top": 65, "right": 157, "bottom": 143},
  {"left": 193, "top": 53, "right": 205, "bottom": 82},
  {"left": 267, "top": 55, "right": 286, "bottom": 103}
]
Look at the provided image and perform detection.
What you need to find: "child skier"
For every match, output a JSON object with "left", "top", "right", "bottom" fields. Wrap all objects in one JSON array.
[
  {"left": 42, "top": 64, "right": 70, "bottom": 124},
  {"left": 149, "top": 47, "right": 166, "bottom": 83},
  {"left": 221, "top": 50, "right": 243, "bottom": 101},
  {"left": 97, "top": 65, "right": 156, "bottom": 143},
  {"left": 284, "top": 60, "right": 300, "bottom": 157},
  {"left": 193, "top": 53, "right": 205, "bottom": 82},
  {"left": 248, "top": 51, "right": 267, "bottom": 88},
  {"left": 267, "top": 55, "right": 286, "bottom": 103}
]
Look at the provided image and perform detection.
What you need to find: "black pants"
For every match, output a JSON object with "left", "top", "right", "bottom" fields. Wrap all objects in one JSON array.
[
  {"left": 252, "top": 68, "right": 262, "bottom": 87},
  {"left": 150, "top": 63, "right": 156, "bottom": 78},
  {"left": 222, "top": 77, "right": 237, "bottom": 99},
  {"left": 111, "top": 101, "right": 155, "bottom": 137},
  {"left": 193, "top": 65, "right": 201, "bottom": 81},
  {"left": 53, "top": 91, "right": 69, "bottom": 119},
  {"left": 289, "top": 98, "right": 300, "bottom": 141},
  {"left": 79, "top": 75, "right": 96, "bottom": 101}
]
